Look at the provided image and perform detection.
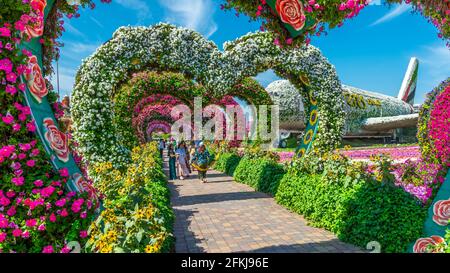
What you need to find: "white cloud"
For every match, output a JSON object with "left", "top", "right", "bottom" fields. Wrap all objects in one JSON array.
[
  {"left": 64, "top": 21, "right": 86, "bottom": 39},
  {"left": 416, "top": 44, "right": 450, "bottom": 95},
  {"left": 90, "top": 16, "right": 104, "bottom": 28},
  {"left": 370, "top": 4, "right": 411, "bottom": 26},
  {"left": 159, "top": 0, "right": 218, "bottom": 38},
  {"left": 63, "top": 41, "right": 101, "bottom": 55},
  {"left": 115, "top": 0, "right": 151, "bottom": 22}
]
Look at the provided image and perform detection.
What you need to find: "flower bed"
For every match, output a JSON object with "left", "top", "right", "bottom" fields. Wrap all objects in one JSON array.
[
  {"left": 0, "top": 0, "right": 110, "bottom": 253},
  {"left": 87, "top": 142, "right": 173, "bottom": 253},
  {"left": 0, "top": 146, "right": 96, "bottom": 253},
  {"left": 275, "top": 151, "right": 427, "bottom": 253},
  {"left": 340, "top": 146, "right": 421, "bottom": 163}
]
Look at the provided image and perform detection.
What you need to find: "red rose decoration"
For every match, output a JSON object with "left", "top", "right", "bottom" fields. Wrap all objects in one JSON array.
[
  {"left": 73, "top": 173, "right": 100, "bottom": 210},
  {"left": 25, "top": 55, "right": 48, "bottom": 103},
  {"left": 413, "top": 236, "right": 445, "bottom": 253},
  {"left": 433, "top": 199, "right": 450, "bottom": 226},
  {"left": 276, "top": 0, "right": 306, "bottom": 31},
  {"left": 43, "top": 118, "right": 69, "bottom": 162},
  {"left": 23, "top": 0, "right": 47, "bottom": 38}
]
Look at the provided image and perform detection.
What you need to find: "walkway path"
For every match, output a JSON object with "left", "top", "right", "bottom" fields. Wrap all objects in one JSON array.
[{"left": 163, "top": 157, "right": 364, "bottom": 253}]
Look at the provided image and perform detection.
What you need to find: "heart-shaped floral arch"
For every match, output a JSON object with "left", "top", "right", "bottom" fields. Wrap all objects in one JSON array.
[{"left": 72, "top": 23, "right": 345, "bottom": 167}]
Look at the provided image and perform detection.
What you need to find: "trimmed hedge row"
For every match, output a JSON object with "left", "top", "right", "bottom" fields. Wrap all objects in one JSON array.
[
  {"left": 233, "top": 155, "right": 286, "bottom": 196},
  {"left": 275, "top": 167, "right": 426, "bottom": 252},
  {"left": 213, "top": 152, "right": 242, "bottom": 176},
  {"left": 213, "top": 152, "right": 427, "bottom": 252}
]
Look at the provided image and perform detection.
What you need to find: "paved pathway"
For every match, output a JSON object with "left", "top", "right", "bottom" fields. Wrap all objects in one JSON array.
[{"left": 163, "top": 157, "right": 364, "bottom": 253}]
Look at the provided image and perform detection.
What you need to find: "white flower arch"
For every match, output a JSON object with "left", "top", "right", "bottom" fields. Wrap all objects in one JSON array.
[{"left": 72, "top": 23, "right": 345, "bottom": 166}]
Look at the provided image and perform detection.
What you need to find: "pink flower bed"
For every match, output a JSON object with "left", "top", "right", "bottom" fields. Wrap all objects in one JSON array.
[
  {"left": 277, "top": 146, "right": 421, "bottom": 163},
  {"left": 340, "top": 146, "right": 421, "bottom": 162},
  {"left": 278, "top": 151, "right": 295, "bottom": 163}
]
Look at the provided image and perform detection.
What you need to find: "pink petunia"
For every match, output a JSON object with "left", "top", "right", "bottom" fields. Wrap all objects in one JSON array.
[
  {"left": 0, "top": 27, "right": 11, "bottom": 37},
  {"left": 49, "top": 213, "right": 57, "bottom": 222},
  {"left": 12, "top": 123, "right": 21, "bottom": 132},
  {"left": 34, "top": 179, "right": 43, "bottom": 187},
  {"left": 6, "top": 72, "right": 17, "bottom": 83},
  {"left": 79, "top": 230, "right": 88, "bottom": 238},
  {"left": 26, "top": 159, "right": 35, "bottom": 167},
  {"left": 5, "top": 85, "right": 17, "bottom": 95},
  {"left": 12, "top": 229, "right": 22, "bottom": 237},
  {"left": 42, "top": 245, "right": 54, "bottom": 254},
  {"left": 26, "top": 122, "right": 36, "bottom": 132},
  {"left": 59, "top": 168, "right": 69, "bottom": 177},
  {"left": 2, "top": 114, "right": 14, "bottom": 125},
  {"left": 25, "top": 218, "right": 37, "bottom": 227},
  {"left": 11, "top": 176, "right": 24, "bottom": 186},
  {"left": 0, "top": 232, "right": 6, "bottom": 243}
]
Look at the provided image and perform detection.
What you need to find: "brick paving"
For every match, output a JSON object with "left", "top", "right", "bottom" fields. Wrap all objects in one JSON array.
[{"left": 163, "top": 157, "right": 364, "bottom": 253}]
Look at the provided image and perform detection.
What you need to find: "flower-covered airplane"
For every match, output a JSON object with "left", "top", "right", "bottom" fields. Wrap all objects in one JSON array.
[{"left": 267, "top": 58, "right": 420, "bottom": 146}]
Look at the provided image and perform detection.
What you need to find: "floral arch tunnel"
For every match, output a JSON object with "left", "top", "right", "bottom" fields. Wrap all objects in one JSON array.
[{"left": 2, "top": 0, "right": 449, "bottom": 253}]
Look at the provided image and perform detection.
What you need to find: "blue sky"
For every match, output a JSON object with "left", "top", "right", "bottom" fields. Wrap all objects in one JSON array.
[{"left": 52, "top": 0, "right": 450, "bottom": 104}]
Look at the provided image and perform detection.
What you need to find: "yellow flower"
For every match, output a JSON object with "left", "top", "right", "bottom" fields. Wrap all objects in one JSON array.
[{"left": 145, "top": 244, "right": 157, "bottom": 253}]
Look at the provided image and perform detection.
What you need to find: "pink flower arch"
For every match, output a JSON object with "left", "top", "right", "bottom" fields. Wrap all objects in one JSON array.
[
  {"left": 429, "top": 84, "right": 450, "bottom": 166},
  {"left": 146, "top": 120, "right": 172, "bottom": 140}
]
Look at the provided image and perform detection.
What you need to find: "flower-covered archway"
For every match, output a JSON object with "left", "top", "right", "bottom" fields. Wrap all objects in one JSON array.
[
  {"left": 145, "top": 120, "right": 171, "bottom": 141},
  {"left": 72, "top": 23, "right": 345, "bottom": 167}
]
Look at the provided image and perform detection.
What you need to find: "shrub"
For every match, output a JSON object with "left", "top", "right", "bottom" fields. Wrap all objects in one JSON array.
[
  {"left": 213, "top": 152, "right": 242, "bottom": 176},
  {"left": 233, "top": 156, "right": 285, "bottom": 195},
  {"left": 340, "top": 181, "right": 428, "bottom": 253},
  {"left": 87, "top": 142, "right": 174, "bottom": 253},
  {"left": 275, "top": 166, "right": 427, "bottom": 253}
]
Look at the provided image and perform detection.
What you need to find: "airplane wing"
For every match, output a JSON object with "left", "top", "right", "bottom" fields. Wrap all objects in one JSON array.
[{"left": 361, "top": 114, "right": 419, "bottom": 131}]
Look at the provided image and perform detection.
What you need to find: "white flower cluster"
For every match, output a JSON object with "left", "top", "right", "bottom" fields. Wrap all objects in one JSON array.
[
  {"left": 266, "top": 80, "right": 306, "bottom": 123},
  {"left": 72, "top": 23, "right": 345, "bottom": 166}
]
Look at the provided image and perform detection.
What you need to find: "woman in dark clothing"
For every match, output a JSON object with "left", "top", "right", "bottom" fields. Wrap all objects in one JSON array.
[{"left": 167, "top": 143, "right": 177, "bottom": 180}]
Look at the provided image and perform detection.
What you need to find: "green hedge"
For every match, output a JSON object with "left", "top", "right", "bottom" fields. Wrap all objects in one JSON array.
[
  {"left": 233, "top": 156, "right": 286, "bottom": 195},
  {"left": 214, "top": 152, "right": 242, "bottom": 176},
  {"left": 275, "top": 167, "right": 427, "bottom": 253}
]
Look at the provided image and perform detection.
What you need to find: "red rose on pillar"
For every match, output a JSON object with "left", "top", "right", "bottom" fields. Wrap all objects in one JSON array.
[
  {"left": 25, "top": 56, "right": 48, "bottom": 103},
  {"left": 43, "top": 118, "right": 69, "bottom": 162},
  {"left": 413, "top": 236, "right": 445, "bottom": 253},
  {"left": 432, "top": 199, "right": 450, "bottom": 226},
  {"left": 73, "top": 173, "right": 100, "bottom": 210},
  {"left": 276, "top": 0, "right": 306, "bottom": 31},
  {"left": 23, "top": 0, "right": 47, "bottom": 38}
]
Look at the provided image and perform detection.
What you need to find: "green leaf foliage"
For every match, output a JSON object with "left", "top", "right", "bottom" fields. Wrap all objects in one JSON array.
[
  {"left": 275, "top": 167, "right": 427, "bottom": 253},
  {"left": 233, "top": 155, "right": 286, "bottom": 196}
]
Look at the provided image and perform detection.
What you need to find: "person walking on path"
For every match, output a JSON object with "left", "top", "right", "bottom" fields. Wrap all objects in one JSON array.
[
  {"left": 191, "top": 143, "right": 211, "bottom": 183},
  {"left": 167, "top": 143, "right": 177, "bottom": 180},
  {"left": 158, "top": 139, "right": 165, "bottom": 158},
  {"left": 175, "top": 141, "right": 190, "bottom": 180}
]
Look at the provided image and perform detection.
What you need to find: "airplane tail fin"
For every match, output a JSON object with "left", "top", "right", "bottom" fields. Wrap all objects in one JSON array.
[{"left": 398, "top": 57, "right": 419, "bottom": 105}]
